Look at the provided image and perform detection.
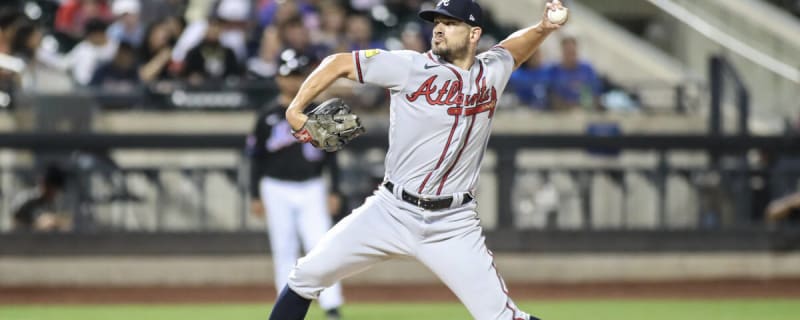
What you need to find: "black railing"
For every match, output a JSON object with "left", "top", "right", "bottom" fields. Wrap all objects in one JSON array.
[
  {"left": 2, "top": 132, "right": 798, "bottom": 151},
  {"left": 1, "top": 133, "right": 799, "bottom": 231},
  {"left": 709, "top": 55, "right": 750, "bottom": 137}
]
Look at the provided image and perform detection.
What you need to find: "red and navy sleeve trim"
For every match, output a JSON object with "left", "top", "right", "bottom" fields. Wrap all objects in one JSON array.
[{"left": 353, "top": 51, "right": 364, "bottom": 83}]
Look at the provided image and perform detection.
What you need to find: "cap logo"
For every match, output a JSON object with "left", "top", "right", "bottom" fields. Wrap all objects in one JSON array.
[
  {"left": 438, "top": 0, "right": 450, "bottom": 7},
  {"left": 469, "top": 14, "right": 475, "bottom": 21}
]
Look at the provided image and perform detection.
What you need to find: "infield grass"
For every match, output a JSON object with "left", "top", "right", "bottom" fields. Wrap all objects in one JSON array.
[{"left": 0, "top": 299, "right": 799, "bottom": 320}]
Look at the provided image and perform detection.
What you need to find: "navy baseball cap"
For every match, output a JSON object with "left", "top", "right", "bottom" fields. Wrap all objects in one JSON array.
[{"left": 419, "top": 0, "right": 483, "bottom": 27}]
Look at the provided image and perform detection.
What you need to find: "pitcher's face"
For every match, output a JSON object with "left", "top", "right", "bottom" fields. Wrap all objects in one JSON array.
[{"left": 431, "top": 15, "right": 472, "bottom": 61}]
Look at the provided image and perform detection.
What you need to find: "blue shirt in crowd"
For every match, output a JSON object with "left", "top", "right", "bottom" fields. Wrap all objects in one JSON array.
[
  {"left": 258, "top": 1, "right": 317, "bottom": 28},
  {"left": 107, "top": 22, "right": 143, "bottom": 47},
  {"left": 547, "top": 61, "right": 602, "bottom": 106},
  {"left": 509, "top": 65, "right": 551, "bottom": 110}
]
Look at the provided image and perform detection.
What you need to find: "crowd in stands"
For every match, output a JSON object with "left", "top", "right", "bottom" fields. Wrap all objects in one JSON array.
[
  {"left": 509, "top": 36, "right": 603, "bottom": 111},
  {"left": 0, "top": 0, "right": 620, "bottom": 112}
]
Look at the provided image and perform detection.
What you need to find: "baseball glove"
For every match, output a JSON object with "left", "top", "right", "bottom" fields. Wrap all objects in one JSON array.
[{"left": 292, "top": 98, "right": 366, "bottom": 152}]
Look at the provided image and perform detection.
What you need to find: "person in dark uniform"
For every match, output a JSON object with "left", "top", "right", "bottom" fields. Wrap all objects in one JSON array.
[
  {"left": 245, "top": 48, "right": 344, "bottom": 320},
  {"left": 12, "top": 164, "right": 70, "bottom": 232}
]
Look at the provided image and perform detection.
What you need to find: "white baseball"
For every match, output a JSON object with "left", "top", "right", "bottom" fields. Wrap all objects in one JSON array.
[{"left": 547, "top": 7, "right": 568, "bottom": 25}]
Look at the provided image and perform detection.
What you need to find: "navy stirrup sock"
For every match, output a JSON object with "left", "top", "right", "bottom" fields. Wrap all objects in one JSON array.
[{"left": 268, "top": 286, "right": 312, "bottom": 320}]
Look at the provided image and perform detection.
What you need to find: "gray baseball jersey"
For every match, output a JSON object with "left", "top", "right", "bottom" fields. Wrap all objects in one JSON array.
[
  {"left": 286, "top": 47, "right": 532, "bottom": 320},
  {"left": 352, "top": 47, "right": 515, "bottom": 196}
]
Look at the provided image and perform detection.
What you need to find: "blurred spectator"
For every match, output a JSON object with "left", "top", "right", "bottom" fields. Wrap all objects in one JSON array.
[
  {"left": 346, "top": 13, "right": 383, "bottom": 51},
  {"left": 138, "top": 19, "right": 177, "bottom": 83},
  {"left": 766, "top": 191, "right": 800, "bottom": 226},
  {"left": 257, "top": 0, "right": 319, "bottom": 31},
  {"left": 12, "top": 164, "right": 71, "bottom": 232},
  {"left": 350, "top": 0, "right": 384, "bottom": 11},
  {"left": 182, "top": 17, "right": 240, "bottom": 85},
  {"left": 399, "top": 21, "right": 426, "bottom": 52},
  {"left": 55, "top": 0, "right": 112, "bottom": 39},
  {"left": 508, "top": 50, "right": 550, "bottom": 110},
  {"left": 68, "top": 18, "right": 119, "bottom": 85},
  {"left": 385, "top": 0, "right": 425, "bottom": 21},
  {"left": 0, "top": 10, "right": 24, "bottom": 88},
  {"left": 9, "top": 20, "right": 43, "bottom": 61},
  {"left": 4, "top": 18, "right": 74, "bottom": 91},
  {"left": 0, "top": 9, "right": 24, "bottom": 54},
  {"left": 547, "top": 36, "right": 602, "bottom": 111},
  {"left": 315, "top": 0, "right": 348, "bottom": 53},
  {"left": 248, "top": 25, "right": 281, "bottom": 78},
  {"left": 280, "top": 15, "right": 328, "bottom": 58},
  {"left": 162, "top": 14, "right": 186, "bottom": 39},
  {"left": 1, "top": 16, "right": 31, "bottom": 85},
  {"left": 139, "top": 0, "right": 186, "bottom": 26},
  {"left": 248, "top": 1, "right": 317, "bottom": 78},
  {"left": 183, "top": 0, "right": 217, "bottom": 22},
  {"left": 90, "top": 41, "right": 138, "bottom": 89},
  {"left": 249, "top": 14, "right": 329, "bottom": 79},
  {"left": 107, "top": 0, "right": 143, "bottom": 46},
  {"left": 172, "top": 0, "right": 250, "bottom": 65}
]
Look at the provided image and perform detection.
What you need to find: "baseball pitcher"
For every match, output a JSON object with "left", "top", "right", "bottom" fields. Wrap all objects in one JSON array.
[{"left": 271, "top": 1, "right": 567, "bottom": 319}]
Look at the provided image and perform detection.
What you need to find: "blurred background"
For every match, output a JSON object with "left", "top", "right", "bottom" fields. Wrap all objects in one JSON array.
[{"left": 0, "top": 0, "right": 799, "bottom": 312}]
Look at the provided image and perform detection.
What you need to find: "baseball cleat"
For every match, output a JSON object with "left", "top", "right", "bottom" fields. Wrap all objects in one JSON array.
[{"left": 325, "top": 308, "right": 341, "bottom": 320}]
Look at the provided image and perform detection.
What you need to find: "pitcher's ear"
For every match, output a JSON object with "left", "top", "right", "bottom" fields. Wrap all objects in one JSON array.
[{"left": 471, "top": 27, "right": 482, "bottom": 41}]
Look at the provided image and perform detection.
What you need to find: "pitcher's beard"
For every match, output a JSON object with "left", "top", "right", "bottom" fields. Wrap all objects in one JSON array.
[
  {"left": 433, "top": 46, "right": 453, "bottom": 61},
  {"left": 433, "top": 42, "right": 467, "bottom": 63},
  {"left": 433, "top": 48, "right": 456, "bottom": 63}
]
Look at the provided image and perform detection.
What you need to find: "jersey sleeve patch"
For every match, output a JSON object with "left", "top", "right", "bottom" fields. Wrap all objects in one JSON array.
[{"left": 364, "top": 49, "right": 381, "bottom": 58}]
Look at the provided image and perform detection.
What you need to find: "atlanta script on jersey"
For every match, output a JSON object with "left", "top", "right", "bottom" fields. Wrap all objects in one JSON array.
[{"left": 352, "top": 46, "right": 514, "bottom": 196}]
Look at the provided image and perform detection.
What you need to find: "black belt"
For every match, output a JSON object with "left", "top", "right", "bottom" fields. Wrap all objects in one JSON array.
[{"left": 383, "top": 181, "right": 473, "bottom": 210}]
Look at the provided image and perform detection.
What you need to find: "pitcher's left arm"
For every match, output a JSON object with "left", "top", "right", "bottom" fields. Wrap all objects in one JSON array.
[{"left": 498, "top": 0, "right": 567, "bottom": 69}]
